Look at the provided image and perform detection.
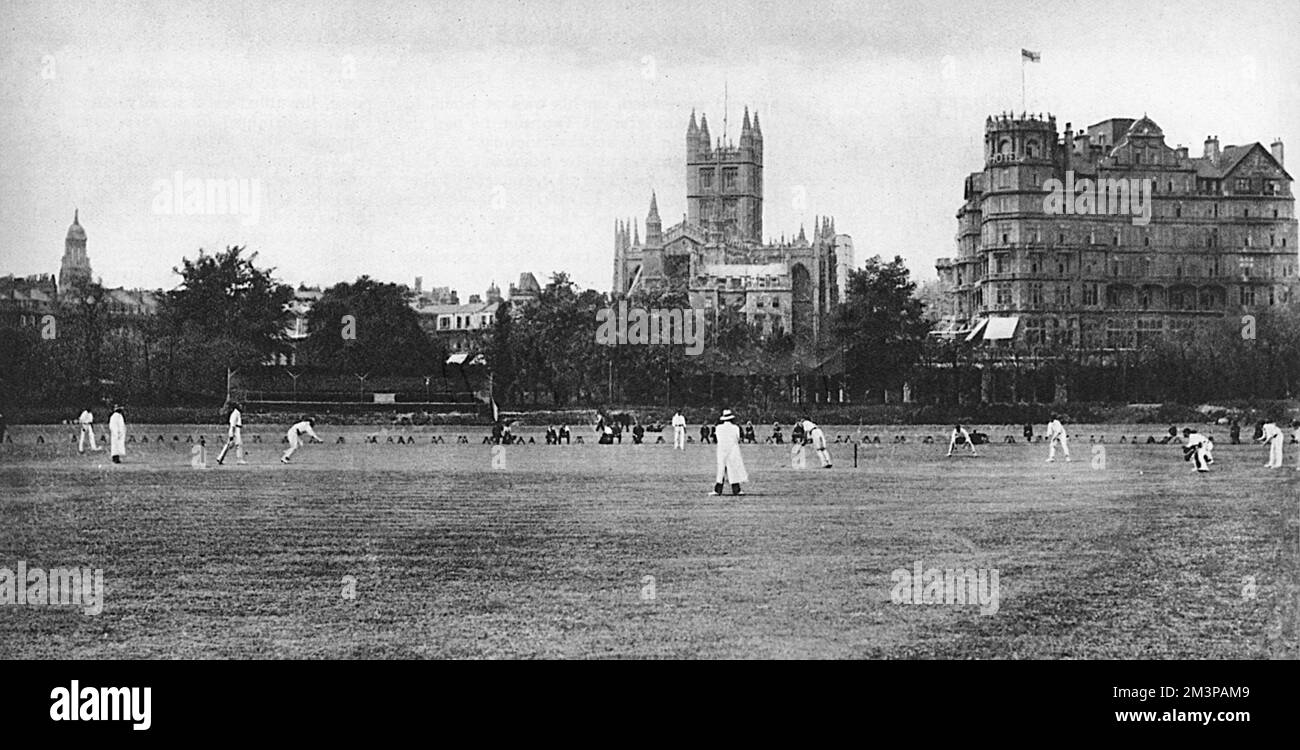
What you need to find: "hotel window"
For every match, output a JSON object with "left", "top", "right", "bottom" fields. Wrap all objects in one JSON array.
[
  {"left": 996, "top": 283, "right": 1011, "bottom": 306},
  {"left": 723, "top": 168, "right": 738, "bottom": 190},
  {"left": 1137, "top": 318, "right": 1162, "bottom": 346},
  {"left": 700, "top": 169, "right": 714, "bottom": 189},
  {"left": 1059, "top": 285, "right": 1072, "bottom": 305},
  {"left": 994, "top": 254, "right": 1008, "bottom": 274},
  {"left": 1175, "top": 206, "right": 1182, "bottom": 218},
  {"left": 1236, "top": 178, "right": 1249, "bottom": 191},
  {"left": 1029, "top": 283, "right": 1043, "bottom": 306},
  {"left": 1058, "top": 232, "right": 1065, "bottom": 244},
  {"left": 1083, "top": 283, "right": 1099, "bottom": 306},
  {"left": 1113, "top": 234, "right": 1120, "bottom": 246},
  {"left": 1030, "top": 254, "right": 1042, "bottom": 274},
  {"left": 1241, "top": 286, "right": 1256, "bottom": 306},
  {"left": 1198, "top": 288, "right": 1216, "bottom": 309}
]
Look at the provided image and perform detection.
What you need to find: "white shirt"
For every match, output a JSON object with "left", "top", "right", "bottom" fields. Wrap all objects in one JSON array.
[
  {"left": 1185, "top": 432, "right": 1207, "bottom": 449},
  {"left": 228, "top": 409, "right": 242, "bottom": 435},
  {"left": 1046, "top": 420, "right": 1067, "bottom": 440},
  {"left": 290, "top": 421, "right": 320, "bottom": 440},
  {"left": 1262, "top": 423, "right": 1282, "bottom": 443},
  {"left": 950, "top": 427, "right": 972, "bottom": 441},
  {"left": 671, "top": 414, "right": 686, "bottom": 428},
  {"left": 799, "top": 419, "right": 819, "bottom": 433},
  {"left": 78, "top": 410, "right": 94, "bottom": 426},
  {"left": 109, "top": 412, "right": 125, "bottom": 435}
]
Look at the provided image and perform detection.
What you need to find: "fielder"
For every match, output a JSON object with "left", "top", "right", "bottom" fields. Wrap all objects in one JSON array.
[
  {"left": 1182, "top": 428, "right": 1211, "bottom": 472},
  {"left": 1045, "top": 415, "right": 1071, "bottom": 462},
  {"left": 710, "top": 409, "right": 748, "bottom": 496},
  {"left": 946, "top": 423, "right": 978, "bottom": 457},
  {"left": 217, "top": 402, "right": 246, "bottom": 465},
  {"left": 671, "top": 410, "right": 686, "bottom": 451},
  {"left": 1258, "top": 420, "right": 1284, "bottom": 468},
  {"left": 77, "top": 408, "right": 101, "bottom": 453},
  {"left": 281, "top": 418, "right": 321, "bottom": 463},
  {"left": 108, "top": 405, "right": 126, "bottom": 464},
  {"left": 798, "top": 417, "right": 832, "bottom": 468},
  {"left": 1293, "top": 421, "right": 1300, "bottom": 471}
]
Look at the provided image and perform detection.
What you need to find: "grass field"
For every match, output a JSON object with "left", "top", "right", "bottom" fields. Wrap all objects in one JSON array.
[{"left": 1, "top": 423, "right": 1297, "bottom": 659}]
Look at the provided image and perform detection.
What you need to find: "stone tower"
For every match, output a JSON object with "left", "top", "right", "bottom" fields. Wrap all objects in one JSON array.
[
  {"left": 59, "top": 209, "right": 93, "bottom": 292},
  {"left": 686, "top": 107, "right": 763, "bottom": 243}
]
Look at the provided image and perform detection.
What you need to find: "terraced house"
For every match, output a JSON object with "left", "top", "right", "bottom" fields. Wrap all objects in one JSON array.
[{"left": 935, "top": 113, "right": 1298, "bottom": 350}]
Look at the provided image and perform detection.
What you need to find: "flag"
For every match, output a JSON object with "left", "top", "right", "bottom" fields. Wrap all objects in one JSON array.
[{"left": 1022, "top": 49, "right": 1041, "bottom": 62}]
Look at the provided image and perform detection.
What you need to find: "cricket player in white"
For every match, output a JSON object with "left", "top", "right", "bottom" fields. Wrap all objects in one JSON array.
[
  {"left": 281, "top": 418, "right": 320, "bottom": 463},
  {"left": 711, "top": 409, "right": 748, "bottom": 496},
  {"left": 1183, "top": 428, "right": 1210, "bottom": 472},
  {"left": 1045, "top": 416, "right": 1070, "bottom": 462},
  {"left": 946, "top": 424, "right": 977, "bottom": 457},
  {"left": 108, "top": 406, "right": 126, "bottom": 464},
  {"left": 77, "top": 408, "right": 101, "bottom": 453},
  {"left": 1293, "top": 421, "right": 1300, "bottom": 471},
  {"left": 799, "top": 417, "right": 832, "bottom": 468},
  {"left": 1258, "top": 420, "right": 1284, "bottom": 468},
  {"left": 672, "top": 410, "right": 686, "bottom": 451},
  {"left": 217, "top": 402, "right": 246, "bottom": 465}
]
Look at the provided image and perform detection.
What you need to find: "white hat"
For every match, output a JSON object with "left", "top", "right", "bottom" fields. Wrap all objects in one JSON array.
[{"left": 720, "top": 409, "right": 736, "bottom": 421}]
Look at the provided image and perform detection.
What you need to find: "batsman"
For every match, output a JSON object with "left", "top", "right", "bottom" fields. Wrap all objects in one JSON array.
[{"left": 217, "top": 401, "right": 247, "bottom": 465}]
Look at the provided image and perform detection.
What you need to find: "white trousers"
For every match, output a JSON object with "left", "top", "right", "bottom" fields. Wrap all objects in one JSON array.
[
  {"left": 283, "top": 433, "right": 303, "bottom": 460},
  {"left": 1049, "top": 437, "right": 1069, "bottom": 459},
  {"left": 1266, "top": 439, "right": 1283, "bottom": 467},
  {"left": 673, "top": 426, "right": 685, "bottom": 450}
]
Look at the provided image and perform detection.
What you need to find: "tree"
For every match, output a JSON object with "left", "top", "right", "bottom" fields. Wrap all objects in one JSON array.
[
  {"left": 303, "top": 276, "right": 442, "bottom": 375},
  {"left": 158, "top": 246, "right": 294, "bottom": 398},
  {"left": 830, "top": 255, "right": 931, "bottom": 401}
]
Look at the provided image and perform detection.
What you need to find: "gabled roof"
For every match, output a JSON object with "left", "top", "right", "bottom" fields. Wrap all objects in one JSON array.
[{"left": 1192, "top": 142, "right": 1292, "bottom": 181}]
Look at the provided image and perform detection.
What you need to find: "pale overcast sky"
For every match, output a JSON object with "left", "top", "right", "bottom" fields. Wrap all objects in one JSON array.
[{"left": 1, "top": 0, "right": 1296, "bottom": 296}]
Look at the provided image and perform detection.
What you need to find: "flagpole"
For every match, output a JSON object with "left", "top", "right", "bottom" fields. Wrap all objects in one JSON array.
[{"left": 1021, "top": 57, "right": 1026, "bottom": 112}]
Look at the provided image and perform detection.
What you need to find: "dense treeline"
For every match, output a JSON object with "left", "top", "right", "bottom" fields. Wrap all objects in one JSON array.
[{"left": 2, "top": 246, "right": 1296, "bottom": 414}]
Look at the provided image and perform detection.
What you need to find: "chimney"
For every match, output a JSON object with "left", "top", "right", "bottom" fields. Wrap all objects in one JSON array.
[
  {"left": 1204, "top": 135, "right": 1220, "bottom": 163},
  {"left": 1271, "top": 139, "right": 1284, "bottom": 167},
  {"left": 1174, "top": 145, "right": 1188, "bottom": 160},
  {"left": 414, "top": 276, "right": 422, "bottom": 294}
]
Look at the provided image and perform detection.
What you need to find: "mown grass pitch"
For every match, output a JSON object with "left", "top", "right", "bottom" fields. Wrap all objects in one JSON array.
[{"left": 1, "top": 424, "right": 1297, "bottom": 659}]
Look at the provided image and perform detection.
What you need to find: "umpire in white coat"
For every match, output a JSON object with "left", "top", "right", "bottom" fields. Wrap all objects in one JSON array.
[
  {"left": 711, "top": 409, "right": 748, "bottom": 496},
  {"left": 109, "top": 405, "right": 127, "bottom": 463}
]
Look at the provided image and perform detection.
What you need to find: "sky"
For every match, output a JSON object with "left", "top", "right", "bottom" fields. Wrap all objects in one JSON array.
[{"left": 1, "top": 0, "right": 1297, "bottom": 297}]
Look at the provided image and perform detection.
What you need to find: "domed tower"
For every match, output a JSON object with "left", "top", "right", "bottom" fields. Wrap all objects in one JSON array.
[{"left": 59, "top": 209, "right": 93, "bottom": 293}]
